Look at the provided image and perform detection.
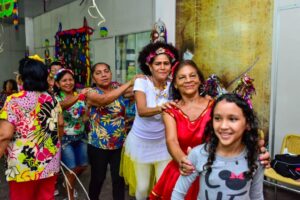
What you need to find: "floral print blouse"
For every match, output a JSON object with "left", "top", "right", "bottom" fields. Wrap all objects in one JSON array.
[
  {"left": 87, "top": 85, "right": 126, "bottom": 150},
  {"left": 56, "top": 92, "right": 86, "bottom": 136},
  {"left": 0, "top": 91, "right": 61, "bottom": 182}
]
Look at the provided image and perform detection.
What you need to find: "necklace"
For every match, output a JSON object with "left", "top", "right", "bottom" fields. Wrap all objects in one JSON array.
[
  {"left": 154, "top": 84, "right": 168, "bottom": 106},
  {"left": 149, "top": 76, "right": 168, "bottom": 106}
]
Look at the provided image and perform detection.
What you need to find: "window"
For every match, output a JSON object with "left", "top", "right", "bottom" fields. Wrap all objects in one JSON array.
[{"left": 115, "top": 31, "right": 151, "bottom": 83}]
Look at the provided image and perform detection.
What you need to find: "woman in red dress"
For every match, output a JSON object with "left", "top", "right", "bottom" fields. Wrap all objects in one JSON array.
[{"left": 150, "top": 60, "right": 212, "bottom": 200}]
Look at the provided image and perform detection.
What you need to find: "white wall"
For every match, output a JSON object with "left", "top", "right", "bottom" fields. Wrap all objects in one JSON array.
[
  {"left": 0, "top": 24, "right": 26, "bottom": 85},
  {"left": 269, "top": 0, "right": 300, "bottom": 155},
  {"left": 32, "top": 0, "right": 154, "bottom": 80}
]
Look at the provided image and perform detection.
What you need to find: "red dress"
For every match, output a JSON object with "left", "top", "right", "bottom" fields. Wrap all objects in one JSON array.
[{"left": 150, "top": 101, "right": 213, "bottom": 200}]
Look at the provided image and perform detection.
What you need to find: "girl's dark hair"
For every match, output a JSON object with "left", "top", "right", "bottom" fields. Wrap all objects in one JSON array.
[
  {"left": 203, "top": 93, "right": 259, "bottom": 179},
  {"left": 91, "top": 62, "right": 111, "bottom": 74},
  {"left": 138, "top": 42, "right": 179, "bottom": 75},
  {"left": 19, "top": 57, "right": 48, "bottom": 92},
  {"left": 169, "top": 60, "right": 205, "bottom": 100},
  {"left": 3, "top": 79, "right": 18, "bottom": 92},
  {"left": 53, "top": 70, "right": 76, "bottom": 96}
]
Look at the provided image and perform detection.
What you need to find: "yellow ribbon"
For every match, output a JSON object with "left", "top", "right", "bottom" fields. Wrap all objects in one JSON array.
[{"left": 28, "top": 54, "right": 45, "bottom": 63}]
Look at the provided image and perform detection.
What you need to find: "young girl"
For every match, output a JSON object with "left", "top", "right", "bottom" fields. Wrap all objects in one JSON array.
[
  {"left": 172, "top": 93, "right": 264, "bottom": 200},
  {"left": 54, "top": 68, "right": 88, "bottom": 200}
]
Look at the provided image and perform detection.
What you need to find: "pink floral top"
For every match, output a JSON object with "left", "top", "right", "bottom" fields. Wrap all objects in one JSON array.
[{"left": 0, "top": 91, "right": 61, "bottom": 182}]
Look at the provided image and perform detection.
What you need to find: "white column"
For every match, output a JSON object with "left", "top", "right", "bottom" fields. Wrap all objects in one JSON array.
[{"left": 25, "top": 17, "right": 34, "bottom": 55}]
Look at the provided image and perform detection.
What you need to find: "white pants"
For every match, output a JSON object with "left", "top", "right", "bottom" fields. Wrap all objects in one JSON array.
[{"left": 135, "top": 159, "right": 170, "bottom": 200}]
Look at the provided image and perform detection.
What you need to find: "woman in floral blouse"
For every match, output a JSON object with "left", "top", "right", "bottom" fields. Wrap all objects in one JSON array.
[
  {"left": 0, "top": 56, "right": 64, "bottom": 200},
  {"left": 54, "top": 68, "right": 88, "bottom": 200},
  {"left": 85, "top": 62, "right": 137, "bottom": 200}
]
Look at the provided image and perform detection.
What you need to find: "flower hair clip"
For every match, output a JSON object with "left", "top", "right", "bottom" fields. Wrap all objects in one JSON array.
[
  {"left": 202, "top": 74, "right": 227, "bottom": 99},
  {"left": 202, "top": 73, "right": 256, "bottom": 109},
  {"left": 54, "top": 68, "right": 74, "bottom": 81},
  {"left": 146, "top": 47, "right": 176, "bottom": 64},
  {"left": 233, "top": 74, "right": 256, "bottom": 109}
]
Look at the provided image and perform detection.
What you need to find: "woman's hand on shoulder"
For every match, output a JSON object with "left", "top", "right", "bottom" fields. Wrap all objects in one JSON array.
[
  {"left": 77, "top": 88, "right": 91, "bottom": 101},
  {"left": 80, "top": 88, "right": 91, "bottom": 95},
  {"left": 160, "top": 100, "right": 179, "bottom": 111},
  {"left": 128, "top": 74, "right": 147, "bottom": 86}
]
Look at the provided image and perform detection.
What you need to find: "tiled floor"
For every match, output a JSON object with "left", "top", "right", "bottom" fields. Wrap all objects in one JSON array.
[{"left": 1, "top": 157, "right": 299, "bottom": 200}]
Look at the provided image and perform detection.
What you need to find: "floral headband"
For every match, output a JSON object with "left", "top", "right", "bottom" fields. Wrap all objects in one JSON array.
[
  {"left": 146, "top": 47, "right": 176, "bottom": 64},
  {"left": 54, "top": 68, "right": 74, "bottom": 81}
]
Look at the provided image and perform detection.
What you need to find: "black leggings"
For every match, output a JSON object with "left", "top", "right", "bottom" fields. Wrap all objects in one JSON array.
[{"left": 88, "top": 145, "right": 125, "bottom": 200}]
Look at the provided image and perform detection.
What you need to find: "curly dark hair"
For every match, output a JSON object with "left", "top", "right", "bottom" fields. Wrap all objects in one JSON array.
[
  {"left": 138, "top": 42, "right": 179, "bottom": 75},
  {"left": 203, "top": 93, "right": 259, "bottom": 179},
  {"left": 169, "top": 60, "right": 205, "bottom": 100}
]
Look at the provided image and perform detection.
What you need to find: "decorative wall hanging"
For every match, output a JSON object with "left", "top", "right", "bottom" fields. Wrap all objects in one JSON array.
[
  {"left": 55, "top": 17, "right": 94, "bottom": 88},
  {"left": 0, "top": 0, "right": 19, "bottom": 30},
  {"left": 0, "top": 0, "right": 14, "bottom": 18}
]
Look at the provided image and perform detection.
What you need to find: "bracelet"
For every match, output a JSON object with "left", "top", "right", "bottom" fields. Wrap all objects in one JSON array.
[
  {"left": 128, "top": 79, "right": 135, "bottom": 86},
  {"left": 78, "top": 93, "right": 86, "bottom": 101}
]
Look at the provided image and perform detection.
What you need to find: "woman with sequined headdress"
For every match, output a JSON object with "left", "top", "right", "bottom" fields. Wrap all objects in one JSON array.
[{"left": 120, "top": 42, "right": 179, "bottom": 200}]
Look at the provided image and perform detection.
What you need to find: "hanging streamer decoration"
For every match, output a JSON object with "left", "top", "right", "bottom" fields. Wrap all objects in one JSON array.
[
  {"left": 12, "top": 0, "right": 18, "bottom": 30},
  {"left": 0, "top": 0, "right": 18, "bottom": 30},
  {"left": 55, "top": 17, "right": 94, "bottom": 88},
  {"left": 87, "top": 0, "right": 106, "bottom": 27}
]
